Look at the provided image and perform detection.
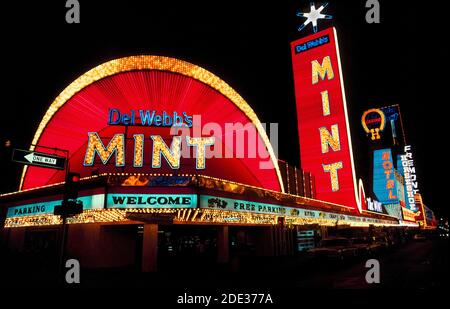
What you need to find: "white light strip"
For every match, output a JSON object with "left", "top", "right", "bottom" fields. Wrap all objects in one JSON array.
[
  {"left": 333, "top": 27, "right": 361, "bottom": 213},
  {"left": 362, "top": 209, "right": 399, "bottom": 219},
  {"left": 398, "top": 221, "right": 420, "bottom": 227}
]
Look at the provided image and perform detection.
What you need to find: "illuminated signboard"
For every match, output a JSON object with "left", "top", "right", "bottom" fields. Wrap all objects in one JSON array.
[
  {"left": 85, "top": 109, "right": 210, "bottom": 169},
  {"left": 200, "top": 195, "right": 290, "bottom": 215},
  {"left": 423, "top": 205, "right": 437, "bottom": 227},
  {"left": 83, "top": 131, "right": 214, "bottom": 170},
  {"left": 199, "top": 195, "right": 393, "bottom": 225},
  {"left": 395, "top": 170, "right": 406, "bottom": 208},
  {"left": 384, "top": 203, "right": 402, "bottom": 220},
  {"left": 107, "top": 194, "right": 197, "bottom": 209},
  {"left": 6, "top": 194, "right": 105, "bottom": 218},
  {"left": 108, "top": 109, "right": 193, "bottom": 127},
  {"left": 361, "top": 108, "right": 386, "bottom": 140},
  {"left": 20, "top": 56, "right": 284, "bottom": 193},
  {"left": 414, "top": 194, "right": 425, "bottom": 222},
  {"left": 381, "top": 171, "right": 405, "bottom": 220},
  {"left": 373, "top": 149, "right": 398, "bottom": 204},
  {"left": 366, "top": 197, "right": 382, "bottom": 213},
  {"left": 294, "top": 34, "right": 329, "bottom": 53},
  {"left": 401, "top": 207, "right": 417, "bottom": 222},
  {"left": 291, "top": 27, "right": 360, "bottom": 211},
  {"left": 361, "top": 105, "right": 406, "bottom": 146},
  {"left": 381, "top": 105, "right": 405, "bottom": 146},
  {"left": 400, "top": 145, "right": 419, "bottom": 212}
]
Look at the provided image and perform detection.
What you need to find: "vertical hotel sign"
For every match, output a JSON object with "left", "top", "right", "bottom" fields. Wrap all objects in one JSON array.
[
  {"left": 373, "top": 149, "right": 398, "bottom": 204},
  {"left": 291, "top": 27, "right": 360, "bottom": 211}
]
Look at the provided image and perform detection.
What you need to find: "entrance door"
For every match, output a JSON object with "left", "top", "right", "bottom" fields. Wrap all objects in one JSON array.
[{"left": 157, "top": 225, "right": 218, "bottom": 272}]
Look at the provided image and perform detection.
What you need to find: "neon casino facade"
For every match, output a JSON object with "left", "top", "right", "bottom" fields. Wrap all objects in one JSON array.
[{"left": 0, "top": 31, "right": 414, "bottom": 271}]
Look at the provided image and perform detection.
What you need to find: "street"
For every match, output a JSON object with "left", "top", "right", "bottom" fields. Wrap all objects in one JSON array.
[
  {"left": 2, "top": 237, "right": 447, "bottom": 289},
  {"left": 294, "top": 239, "right": 448, "bottom": 288},
  {"left": 64, "top": 238, "right": 449, "bottom": 289}
]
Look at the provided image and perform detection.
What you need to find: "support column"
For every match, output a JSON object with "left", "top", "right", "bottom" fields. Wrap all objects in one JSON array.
[
  {"left": 142, "top": 224, "right": 158, "bottom": 272},
  {"left": 217, "top": 226, "right": 229, "bottom": 264},
  {"left": 271, "top": 226, "right": 278, "bottom": 256},
  {"left": 281, "top": 227, "right": 287, "bottom": 255},
  {"left": 286, "top": 228, "right": 293, "bottom": 255},
  {"left": 274, "top": 226, "right": 282, "bottom": 256},
  {"left": 320, "top": 226, "right": 328, "bottom": 239}
]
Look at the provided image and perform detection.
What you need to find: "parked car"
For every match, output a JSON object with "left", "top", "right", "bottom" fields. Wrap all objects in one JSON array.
[
  {"left": 386, "top": 233, "right": 399, "bottom": 247},
  {"left": 371, "top": 235, "right": 389, "bottom": 250},
  {"left": 351, "top": 237, "right": 383, "bottom": 256},
  {"left": 413, "top": 234, "right": 426, "bottom": 241},
  {"left": 350, "top": 237, "right": 370, "bottom": 256},
  {"left": 307, "top": 237, "right": 357, "bottom": 262}
]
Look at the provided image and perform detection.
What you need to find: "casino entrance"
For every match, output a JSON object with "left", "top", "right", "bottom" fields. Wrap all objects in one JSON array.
[
  {"left": 156, "top": 225, "right": 219, "bottom": 272},
  {"left": 62, "top": 222, "right": 295, "bottom": 273},
  {"left": 140, "top": 223, "right": 296, "bottom": 273}
]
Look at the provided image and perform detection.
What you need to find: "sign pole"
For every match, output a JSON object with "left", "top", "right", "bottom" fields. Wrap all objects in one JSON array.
[
  {"left": 11, "top": 144, "right": 71, "bottom": 284},
  {"left": 59, "top": 151, "right": 70, "bottom": 285},
  {"left": 58, "top": 214, "right": 68, "bottom": 284}
]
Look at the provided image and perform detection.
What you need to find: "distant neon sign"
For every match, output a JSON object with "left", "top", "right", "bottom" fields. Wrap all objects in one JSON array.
[
  {"left": 361, "top": 108, "right": 386, "bottom": 140},
  {"left": 366, "top": 197, "right": 382, "bottom": 213},
  {"left": 401, "top": 207, "right": 417, "bottom": 222},
  {"left": 200, "top": 195, "right": 393, "bottom": 225},
  {"left": 373, "top": 149, "right": 397, "bottom": 204},
  {"left": 400, "top": 145, "right": 419, "bottom": 211}
]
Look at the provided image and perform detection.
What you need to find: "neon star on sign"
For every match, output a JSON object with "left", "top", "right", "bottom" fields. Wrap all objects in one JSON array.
[{"left": 297, "top": 2, "right": 333, "bottom": 33}]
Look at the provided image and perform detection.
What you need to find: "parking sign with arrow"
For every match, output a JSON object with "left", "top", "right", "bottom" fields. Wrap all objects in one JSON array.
[{"left": 12, "top": 149, "right": 66, "bottom": 170}]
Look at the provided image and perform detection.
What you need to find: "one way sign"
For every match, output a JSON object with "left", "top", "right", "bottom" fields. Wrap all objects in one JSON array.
[{"left": 12, "top": 149, "right": 66, "bottom": 170}]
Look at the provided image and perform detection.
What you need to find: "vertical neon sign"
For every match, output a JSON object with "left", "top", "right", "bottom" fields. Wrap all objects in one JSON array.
[
  {"left": 291, "top": 27, "right": 360, "bottom": 211},
  {"left": 400, "top": 145, "right": 419, "bottom": 212},
  {"left": 373, "top": 149, "right": 398, "bottom": 204}
]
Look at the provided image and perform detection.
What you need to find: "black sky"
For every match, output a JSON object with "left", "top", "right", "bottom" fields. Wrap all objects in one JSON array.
[{"left": 0, "top": 1, "right": 446, "bottom": 217}]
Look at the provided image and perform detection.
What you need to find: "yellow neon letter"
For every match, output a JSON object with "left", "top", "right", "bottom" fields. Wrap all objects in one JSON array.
[
  {"left": 321, "top": 90, "right": 330, "bottom": 116},
  {"left": 186, "top": 136, "right": 215, "bottom": 169},
  {"left": 319, "top": 124, "right": 341, "bottom": 153},
  {"left": 312, "top": 56, "right": 334, "bottom": 84},
  {"left": 323, "top": 161, "right": 343, "bottom": 192},
  {"left": 133, "top": 134, "right": 144, "bottom": 167},
  {"left": 151, "top": 135, "right": 181, "bottom": 169},
  {"left": 84, "top": 132, "right": 125, "bottom": 166}
]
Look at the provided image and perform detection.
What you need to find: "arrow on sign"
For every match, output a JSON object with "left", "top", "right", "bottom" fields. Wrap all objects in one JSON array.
[{"left": 24, "top": 153, "right": 58, "bottom": 165}]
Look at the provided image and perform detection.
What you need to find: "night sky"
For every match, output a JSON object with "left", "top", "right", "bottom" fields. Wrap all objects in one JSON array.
[{"left": 1, "top": 1, "right": 446, "bottom": 218}]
